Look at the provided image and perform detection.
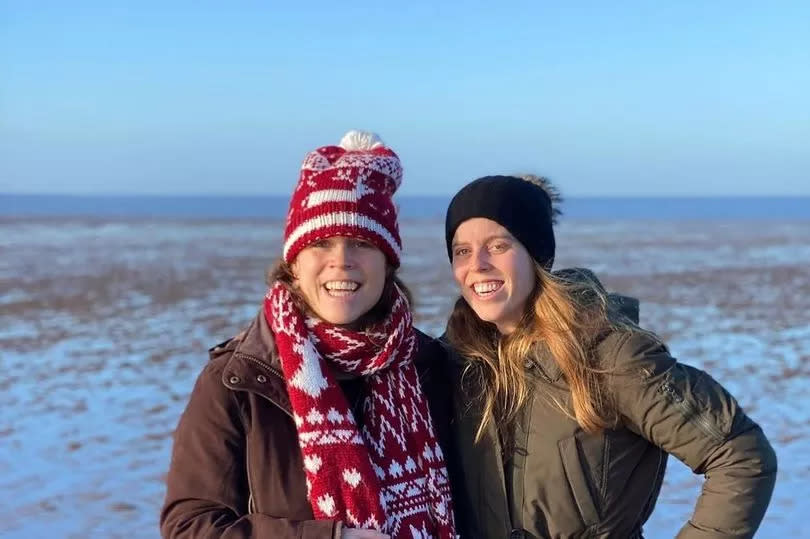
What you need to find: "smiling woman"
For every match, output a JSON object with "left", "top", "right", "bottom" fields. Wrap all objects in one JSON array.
[
  {"left": 450, "top": 220, "right": 535, "bottom": 334},
  {"left": 442, "top": 175, "right": 777, "bottom": 538},
  {"left": 160, "top": 131, "right": 458, "bottom": 539},
  {"left": 267, "top": 236, "right": 412, "bottom": 331},
  {"left": 288, "top": 236, "right": 387, "bottom": 324}
]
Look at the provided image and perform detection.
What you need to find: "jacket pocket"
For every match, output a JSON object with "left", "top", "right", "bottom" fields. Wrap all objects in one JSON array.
[{"left": 558, "top": 436, "right": 600, "bottom": 528}]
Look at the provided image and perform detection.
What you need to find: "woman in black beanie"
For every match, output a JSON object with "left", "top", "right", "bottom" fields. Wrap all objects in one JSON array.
[{"left": 443, "top": 175, "right": 776, "bottom": 538}]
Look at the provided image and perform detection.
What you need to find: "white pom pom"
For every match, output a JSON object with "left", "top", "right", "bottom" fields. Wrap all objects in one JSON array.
[{"left": 338, "top": 130, "right": 385, "bottom": 151}]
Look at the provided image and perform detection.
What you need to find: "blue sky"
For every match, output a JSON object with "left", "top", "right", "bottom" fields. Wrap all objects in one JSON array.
[{"left": 1, "top": 1, "right": 808, "bottom": 196}]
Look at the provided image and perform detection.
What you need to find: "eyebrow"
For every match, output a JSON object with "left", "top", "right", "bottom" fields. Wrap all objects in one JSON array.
[{"left": 451, "top": 234, "right": 513, "bottom": 248}]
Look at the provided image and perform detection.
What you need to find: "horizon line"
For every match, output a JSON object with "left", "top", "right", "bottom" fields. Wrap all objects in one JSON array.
[{"left": 3, "top": 192, "right": 809, "bottom": 199}]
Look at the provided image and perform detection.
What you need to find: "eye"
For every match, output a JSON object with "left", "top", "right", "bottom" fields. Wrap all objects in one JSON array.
[
  {"left": 453, "top": 247, "right": 471, "bottom": 258},
  {"left": 311, "top": 238, "right": 332, "bottom": 248},
  {"left": 489, "top": 242, "right": 510, "bottom": 253},
  {"left": 352, "top": 239, "right": 374, "bottom": 249}
]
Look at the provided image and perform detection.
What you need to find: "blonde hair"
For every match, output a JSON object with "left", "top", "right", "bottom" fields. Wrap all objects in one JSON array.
[{"left": 447, "top": 264, "right": 622, "bottom": 441}]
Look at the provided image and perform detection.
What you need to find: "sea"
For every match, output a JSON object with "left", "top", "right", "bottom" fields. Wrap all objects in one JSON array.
[
  {"left": 2, "top": 194, "right": 809, "bottom": 220},
  {"left": 0, "top": 194, "right": 808, "bottom": 538}
]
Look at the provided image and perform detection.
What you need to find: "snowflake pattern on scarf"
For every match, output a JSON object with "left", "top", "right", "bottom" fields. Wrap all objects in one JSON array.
[{"left": 265, "top": 281, "right": 456, "bottom": 538}]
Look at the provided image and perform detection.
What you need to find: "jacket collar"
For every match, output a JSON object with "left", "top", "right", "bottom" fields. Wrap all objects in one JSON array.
[
  {"left": 218, "top": 309, "right": 435, "bottom": 417},
  {"left": 231, "top": 308, "right": 281, "bottom": 368},
  {"left": 219, "top": 309, "right": 293, "bottom": 416}
]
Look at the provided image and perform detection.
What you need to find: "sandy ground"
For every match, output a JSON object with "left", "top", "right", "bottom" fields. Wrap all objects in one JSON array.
[{"left": 1, "top": 217, "right": 807, "bottom": 538}]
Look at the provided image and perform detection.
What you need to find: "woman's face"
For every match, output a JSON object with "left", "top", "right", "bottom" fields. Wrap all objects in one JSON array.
[
  {"left": 291, "top": 236, "right": 387, "bottom": 325},
  {"left": 451, "top": 218, "right": 536, "bottom": 334}
]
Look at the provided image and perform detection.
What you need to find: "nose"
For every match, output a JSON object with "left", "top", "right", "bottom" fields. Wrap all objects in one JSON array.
[
  {"left": 472, "top": 247, "right": 493, "bottom": 272},
  {"left": 329, "top": 240, "right": 354, "bottom": 268}
]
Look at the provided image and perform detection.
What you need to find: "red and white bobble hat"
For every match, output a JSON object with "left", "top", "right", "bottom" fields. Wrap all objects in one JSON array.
[{"left": 283, "top": 130, "right": 404, "bottom": 267}]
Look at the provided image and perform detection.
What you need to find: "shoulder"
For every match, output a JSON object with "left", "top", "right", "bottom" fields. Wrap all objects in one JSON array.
[
  {"left": 597, "top": 327, "right": 677, "bottom": 387},
  {"left": 188, "top": 357, "right": 234, "bottom": 410},
  {"left": 598, "top": 326, "right": 655, "bottom": 355},
  {"left": 204, "top": 311, "right": 274, "bottom": 376},
  {"left": 207, "top": 335, "right": 241, "bottom": 366},
  {"left": 413, "top": 328, "right": 447, "bottom": 360},
  {"left": 411, "top": 328, "right": 454, "bottom": 379},
  {"left": 176, "top": 342, "right": 248, "bottom": 441},
  {"left": 205, "top": 330, "right": 244, "bottom": 374},
  {"left": 192, "top": 326, "right": 253, "bottom": 400}
]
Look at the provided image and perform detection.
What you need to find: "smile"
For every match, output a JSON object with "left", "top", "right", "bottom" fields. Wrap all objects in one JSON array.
[
  {"left": 323, "top": 280, "right": 361, "bottom": 297},
  {"left": 471, "top": 280, "right": 504, "bottom": 298}
]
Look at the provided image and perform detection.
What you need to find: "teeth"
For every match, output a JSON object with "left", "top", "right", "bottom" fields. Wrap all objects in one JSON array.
[
  {"left": 324, "top": 281, "right": 359, "bottom": 291},
  {"left": 473, "top": 281, "right": 502, "bottom": 294}
]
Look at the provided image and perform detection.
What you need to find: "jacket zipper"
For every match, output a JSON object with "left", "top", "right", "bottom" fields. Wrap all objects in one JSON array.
[
  {"left": 239, "top": 353, "right": 285, "bottom": 381},
  {"left": 246, "top": 442, "right": 255, "bottom": 514},
  {"left": 232, "top": 352, "right": 293, "bottom": 419},
  {"left": 230, "top": 352, "right": 290, "bottom": 513},
  {"left": 659, "top": 380, "right": 726, "bottom": 443},
  {"left": 485, "top": 418, "right": 513, "bottom": 532}
]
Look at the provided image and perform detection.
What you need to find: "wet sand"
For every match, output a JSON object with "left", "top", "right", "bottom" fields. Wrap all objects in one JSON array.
[{"left": 1, "top": 217, "right": 807, "bottom": 537}]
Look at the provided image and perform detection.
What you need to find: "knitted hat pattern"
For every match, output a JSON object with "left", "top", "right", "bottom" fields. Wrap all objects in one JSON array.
[
  {"left": 283, "top": 130, "right": 403, "bottom": 267},
  {"left": 445, "top": 174, "right": 562, "bottom": 269}
]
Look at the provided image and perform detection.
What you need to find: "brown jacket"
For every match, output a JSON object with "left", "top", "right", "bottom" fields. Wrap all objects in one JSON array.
[
  {"left": 446, "top": 273, "right": 777, "bottom": 539},
  {"left": 160, "top": 311, "right": 459, "bottom": 539}
]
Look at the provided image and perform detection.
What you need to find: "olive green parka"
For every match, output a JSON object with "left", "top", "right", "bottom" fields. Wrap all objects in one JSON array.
[{"left": 445, "top": 270, "right": 776, "bottom": 539}]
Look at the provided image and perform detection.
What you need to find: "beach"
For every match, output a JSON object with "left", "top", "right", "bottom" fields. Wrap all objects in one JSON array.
[{"left": 1, "top": 216, "right": 807, "bottom": 538}]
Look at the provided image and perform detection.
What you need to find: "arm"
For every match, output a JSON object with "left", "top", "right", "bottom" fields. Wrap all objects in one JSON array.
[
  {"left": 160, "top": 360, "right": 342, "bottom": 539},
  {"left": 609, "top": 332, "right": 777, "bottom": 539}
]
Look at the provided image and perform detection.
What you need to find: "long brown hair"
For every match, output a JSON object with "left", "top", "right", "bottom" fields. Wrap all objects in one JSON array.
[
  {"left": 266, "top": 259, "right": 413, "bottom": 329},
  {"left": 447, "top": 264, "right": 622, "bottom": 441}
]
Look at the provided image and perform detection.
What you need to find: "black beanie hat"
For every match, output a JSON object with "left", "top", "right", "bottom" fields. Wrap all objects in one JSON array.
[{"left": 445, "top": 175, "right": 561, "bottom": 269}]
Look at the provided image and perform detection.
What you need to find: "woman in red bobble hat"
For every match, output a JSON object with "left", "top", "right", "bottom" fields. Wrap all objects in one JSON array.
[{"left": 161, "top": 131, "right": 459, "bottom": 539}]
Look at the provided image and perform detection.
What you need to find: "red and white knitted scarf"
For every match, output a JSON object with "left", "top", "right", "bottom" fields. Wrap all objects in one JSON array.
[{"left": 264, "top": 281, "right": 456, "bottom": 538}]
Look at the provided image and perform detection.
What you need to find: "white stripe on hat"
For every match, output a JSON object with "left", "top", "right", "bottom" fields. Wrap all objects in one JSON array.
[
  {"left": 305, "top": 182, "right": 373, "bottom": 209},
  {"left": 283, "top": 211, "right": 401, "bottom": 261}
]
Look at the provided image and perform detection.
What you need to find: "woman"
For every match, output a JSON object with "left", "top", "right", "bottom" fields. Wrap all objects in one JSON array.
[
  {"left": 161, "top": 131, "right": 457, "bottom": 539},
  {"left": 443, "top": 175, "right": 776, "bottom": 538}
]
